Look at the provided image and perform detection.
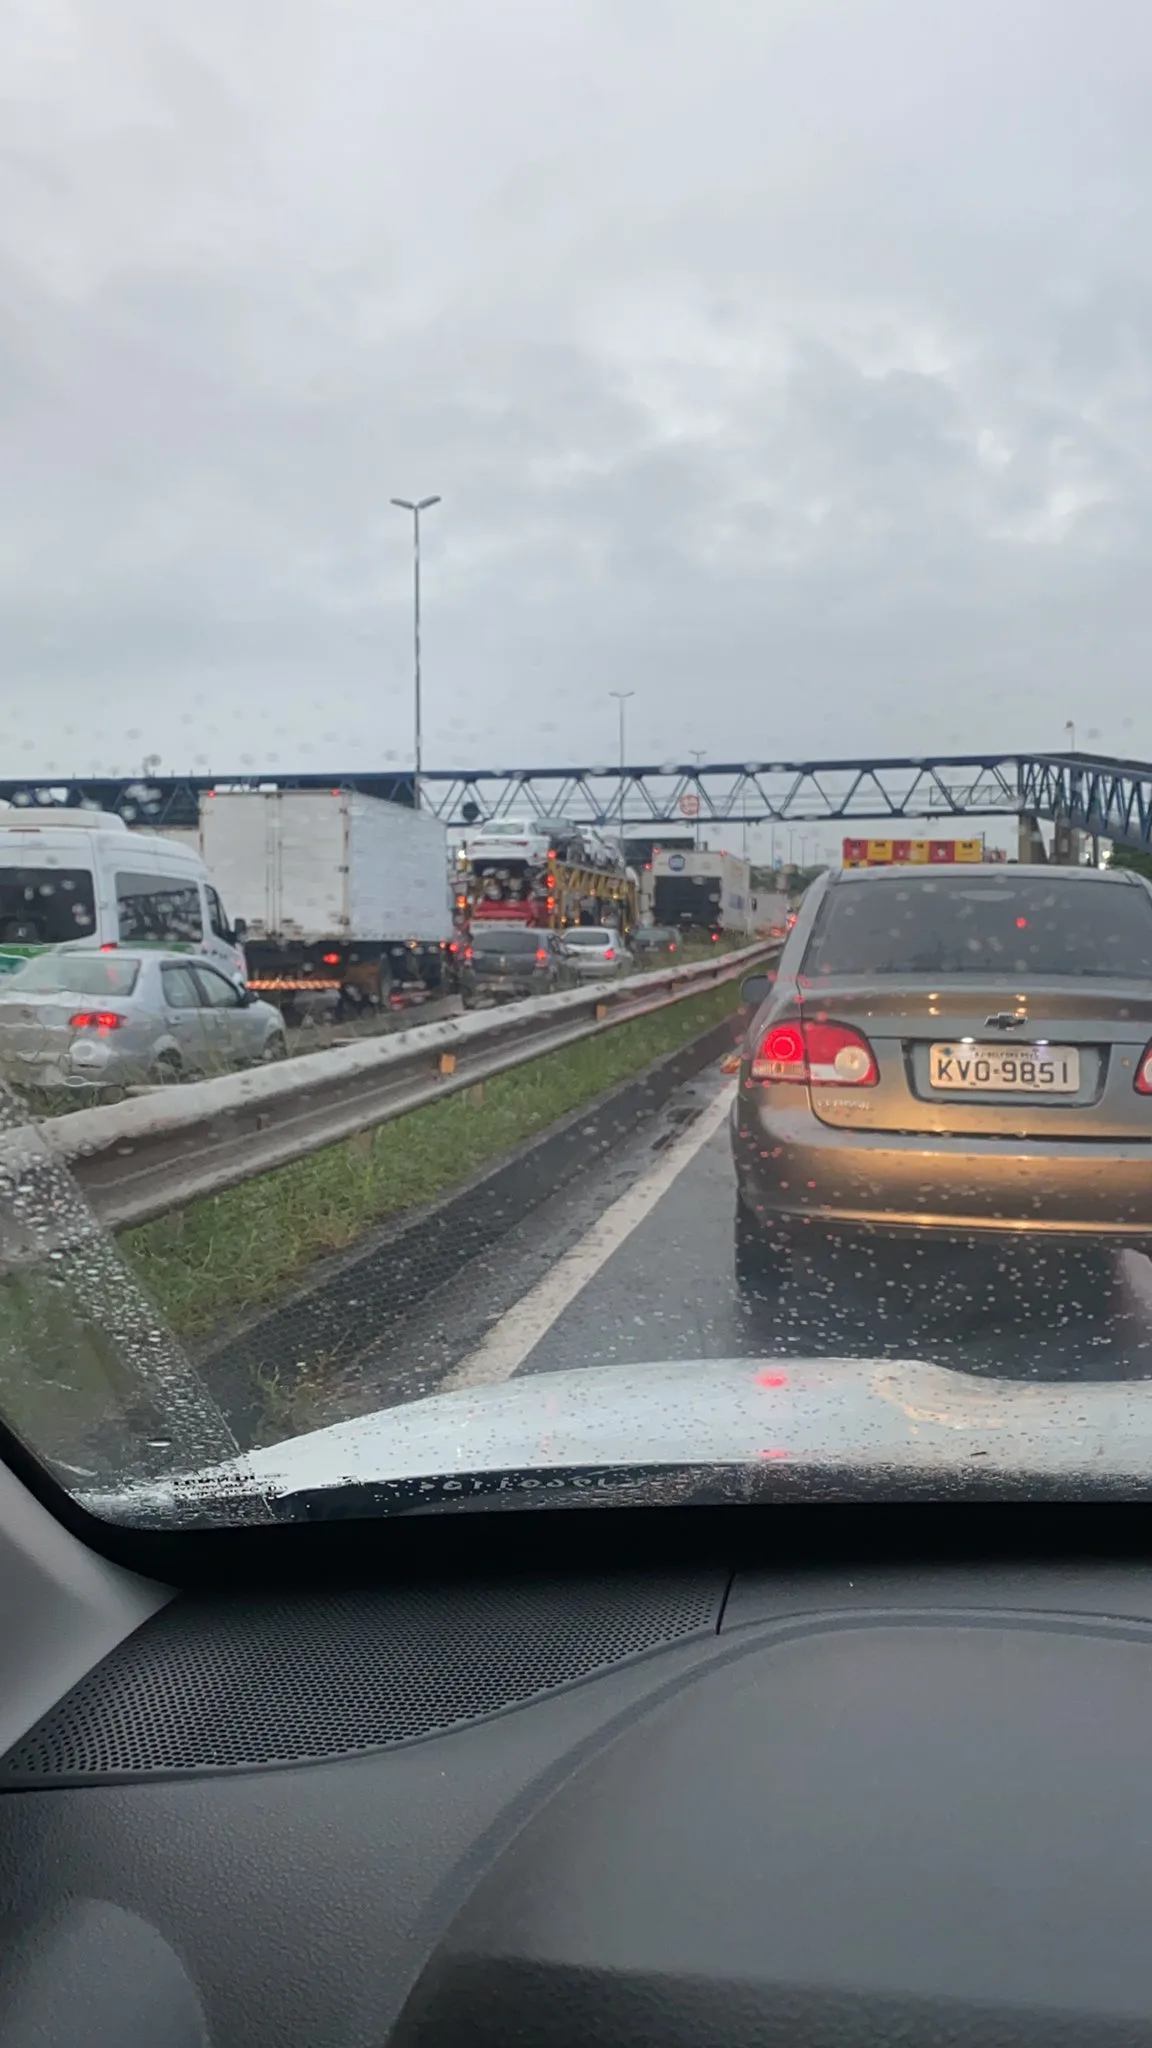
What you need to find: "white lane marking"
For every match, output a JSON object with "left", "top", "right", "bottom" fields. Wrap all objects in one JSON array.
[{"left": 443, "top": 1081, "right": 737, "bottom": 1392}]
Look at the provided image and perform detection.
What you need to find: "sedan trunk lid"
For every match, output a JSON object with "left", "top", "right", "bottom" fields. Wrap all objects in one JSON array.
[{"left": 799, "top": 976, "right": 1152, "bottom": 1139}]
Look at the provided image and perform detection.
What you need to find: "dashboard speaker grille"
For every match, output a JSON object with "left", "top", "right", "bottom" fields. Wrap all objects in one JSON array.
[{"left": 0, "top": 1573, "right": 722, "bottom": 1783}]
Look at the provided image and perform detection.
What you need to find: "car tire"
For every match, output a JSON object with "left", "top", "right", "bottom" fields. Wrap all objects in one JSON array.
[
  {"left": 262, "top": 1032, "right": 288, "bottom": 1063},
  {"left": 734, "top": 1196, "right": 790, "bottom": 1294},
  {"left": 153, "top": 1051, "right": 182, "bottom": 1086}
]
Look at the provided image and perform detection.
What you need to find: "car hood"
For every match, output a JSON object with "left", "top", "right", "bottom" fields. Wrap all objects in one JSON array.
[{"left": 82, "top": 1355, "right": 1152, "bottom": 1524}]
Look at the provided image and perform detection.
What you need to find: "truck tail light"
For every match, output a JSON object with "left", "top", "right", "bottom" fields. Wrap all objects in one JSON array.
[
  {"left": 69, "top": 1011, "right": 125, "bottom": 1031},
  {"left": 751, "top": 1019, "right": 878, "bottom": 1086},
  {"left": 1135, "top": 1044, "right": 1152, "bottom": 1094}
]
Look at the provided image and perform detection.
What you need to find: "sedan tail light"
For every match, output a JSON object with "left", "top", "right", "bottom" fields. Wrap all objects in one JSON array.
[
  {"left": 751, "top": 1018, "right": 878, "bottom": 1086},
  {"left": 1135, "top": 1043, "right": 1152, "bottom": 1094},
  {"left": 69, "top": 1011, "right": 125, "bottom": 1031},
  {"left": 535, "top": 948, "right": 548, "bottom": 963},
  {"left": 604, "top": 948, "right": 615, "bottom": 961}
]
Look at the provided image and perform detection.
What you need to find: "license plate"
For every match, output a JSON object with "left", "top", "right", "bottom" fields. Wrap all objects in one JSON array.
[{"left": 929, "top": 1042, "right": 1080, "bottom": 1094}]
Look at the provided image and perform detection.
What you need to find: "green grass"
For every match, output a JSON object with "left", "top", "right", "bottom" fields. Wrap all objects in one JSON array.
[{"left": 119, "top": 979, "right": 742, "bottom": 1341}]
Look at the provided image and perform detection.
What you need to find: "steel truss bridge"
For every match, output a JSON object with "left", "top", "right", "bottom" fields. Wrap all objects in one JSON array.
[{"left": 0, "top": 751, "right": 1148, "bottom": 849}]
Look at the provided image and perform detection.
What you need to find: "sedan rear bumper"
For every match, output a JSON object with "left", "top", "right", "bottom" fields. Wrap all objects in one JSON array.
[{"left": 731, "top": 1089, "right": 1152, "bottom": 1245}]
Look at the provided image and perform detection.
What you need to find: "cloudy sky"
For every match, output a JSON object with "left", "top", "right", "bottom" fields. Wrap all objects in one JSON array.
[{"left": 3, "top": 0, "right": 1152, "bottom": 785}]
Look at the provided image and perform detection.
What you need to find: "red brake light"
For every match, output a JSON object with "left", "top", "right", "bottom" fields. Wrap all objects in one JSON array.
[
  {"left": 1136, "top": 1044, "right": 1152, "bottom": 1094},
  {"left": 99, "top": 942, "right": 117, "bottom": 952},
  {"left": 69, "top": 1011, "right": 124, "bottom": 1031},
  {"left": 752, "top": 1019, "right": 877, "bottom": 1087},
  {"left": 536, "top": 948, "right": 548, "bottom": 963},
  {"left": 604, "top": 947, "right": 615, "bottom": 961},
  {"left": 322, "top": 952, "right": 340, "bottom": 965}
]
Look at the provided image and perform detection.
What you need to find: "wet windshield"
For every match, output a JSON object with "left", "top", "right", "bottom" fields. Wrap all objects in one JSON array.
[{"left": 3, "top": 2, "right": 1152, "bottom": 1530}]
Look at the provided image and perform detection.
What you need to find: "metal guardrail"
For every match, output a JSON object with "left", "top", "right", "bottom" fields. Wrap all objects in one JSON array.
[{"left": 6, "top": 939, "right": 780, "bottom": 1235}]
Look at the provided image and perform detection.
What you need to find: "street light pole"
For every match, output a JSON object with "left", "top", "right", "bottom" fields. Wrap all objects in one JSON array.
[
  {"left": 610, "top": 691, "right": 634, "bottom": 856},
  {"left": 689, "top": 749, "right": 706, "bottom": 850},
  {"left": 391, "top": 495, "right": 441, "bottom": 806}
]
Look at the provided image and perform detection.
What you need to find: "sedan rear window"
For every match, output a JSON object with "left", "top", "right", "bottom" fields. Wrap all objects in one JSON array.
[
  {"left": 470, "top": 929, "right": 541, "bottom": 955},
  {"left": 6, "top": 954, "right": 140, "bottom": 996},
  {"left": 804, "top": 875, "right": 1152, "bottom": 980}
]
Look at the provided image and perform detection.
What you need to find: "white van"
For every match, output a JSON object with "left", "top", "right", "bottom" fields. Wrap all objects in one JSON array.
[{"left": 0, "top": 812, "right": 247, "bottom": 977}]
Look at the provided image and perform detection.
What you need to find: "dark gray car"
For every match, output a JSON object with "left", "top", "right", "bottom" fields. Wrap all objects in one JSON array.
[
  {"left": 462, "top": 924, "right": 574, "bottom": 1004},
  {"left": 731, "top": 863, "right": 1152, "bottom": 1286}
]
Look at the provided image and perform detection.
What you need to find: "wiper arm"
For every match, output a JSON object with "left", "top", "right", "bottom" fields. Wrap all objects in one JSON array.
[{"left": 265, "top": 1462, "right": 758, "bottom": 1521}]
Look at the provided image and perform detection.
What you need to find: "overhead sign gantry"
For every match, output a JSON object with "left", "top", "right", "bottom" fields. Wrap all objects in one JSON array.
[{"left": 0, "top": 751, "right": 1146, "bottom": 849}]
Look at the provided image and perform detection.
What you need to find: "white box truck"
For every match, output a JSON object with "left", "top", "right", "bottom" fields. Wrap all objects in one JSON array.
[
  {"left": 199, "top": 789, "right": 455, "bottom": 1017},
  {"left": 651, "top": 848, "right": 757, "bottom": 938}
]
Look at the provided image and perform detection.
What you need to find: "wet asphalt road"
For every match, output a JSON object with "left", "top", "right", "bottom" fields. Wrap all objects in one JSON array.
[{"left": 318, "top": 1067, "right": 1152, "bottom": 1431}]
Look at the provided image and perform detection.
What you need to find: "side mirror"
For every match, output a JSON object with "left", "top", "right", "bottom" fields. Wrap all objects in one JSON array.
[
  {"left": 740, "top": 973, "right": 771, "bottom": 1008},
  {"left": 232, "top": 917, "right": 248, "bottom": 942},
  {"left": 234, "top": 979, "right": 255, "bottom": 1005}
]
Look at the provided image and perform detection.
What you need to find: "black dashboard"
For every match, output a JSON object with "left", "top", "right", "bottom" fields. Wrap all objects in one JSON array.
[{"left": 4, "top": 1518, "right": 1152, "bottom": 2045}]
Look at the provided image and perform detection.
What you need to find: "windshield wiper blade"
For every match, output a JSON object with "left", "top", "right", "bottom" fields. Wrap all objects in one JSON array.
[{"left": 264, "top": 1462, "right": 755, "bottom": 1521}]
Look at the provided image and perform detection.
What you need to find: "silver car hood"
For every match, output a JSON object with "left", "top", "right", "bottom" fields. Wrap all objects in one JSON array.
[{"left": 84, "top": 1355, "right": 1152, "bottom": 1521}]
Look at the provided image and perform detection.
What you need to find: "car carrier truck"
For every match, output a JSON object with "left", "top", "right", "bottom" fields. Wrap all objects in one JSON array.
[{"left": 455, "top": 831, "right": 637, "bottom": 935}]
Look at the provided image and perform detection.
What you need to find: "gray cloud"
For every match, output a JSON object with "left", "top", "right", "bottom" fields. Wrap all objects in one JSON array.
[{"left": 2, "top": 0, "right": 1151, "bottom": 782}]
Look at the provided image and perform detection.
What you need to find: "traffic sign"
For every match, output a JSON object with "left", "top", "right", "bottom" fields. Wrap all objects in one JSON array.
[{"left": 679, "top": 793, "right": 701, "bottom": 817}]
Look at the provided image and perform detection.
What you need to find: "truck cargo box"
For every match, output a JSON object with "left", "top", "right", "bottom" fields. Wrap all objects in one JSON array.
[{"left": 201, "top": 790, "right": 452, "bottom": 944}]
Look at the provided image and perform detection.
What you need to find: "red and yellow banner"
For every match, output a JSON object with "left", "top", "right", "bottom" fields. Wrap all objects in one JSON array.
[{"left": 842, "top": 837, "right": 984, "bottom": 868}]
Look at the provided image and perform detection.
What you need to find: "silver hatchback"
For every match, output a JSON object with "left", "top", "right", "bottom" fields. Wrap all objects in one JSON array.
[
  {"left": 561, "top": 927, "right": 633, "bottom": 976},
  {"left": 0, "top": 947, "right": 287, "bottom": 1092}
]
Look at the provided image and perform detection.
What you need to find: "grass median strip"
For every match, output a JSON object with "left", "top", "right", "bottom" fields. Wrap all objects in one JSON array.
[{"left": 119, "top": 980, "right": 742, "bottom": 1340}]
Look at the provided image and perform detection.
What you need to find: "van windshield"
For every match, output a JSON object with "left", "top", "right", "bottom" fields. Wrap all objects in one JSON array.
[{"left": 0, "top": 867, "right": 97, "bottom": 944}]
